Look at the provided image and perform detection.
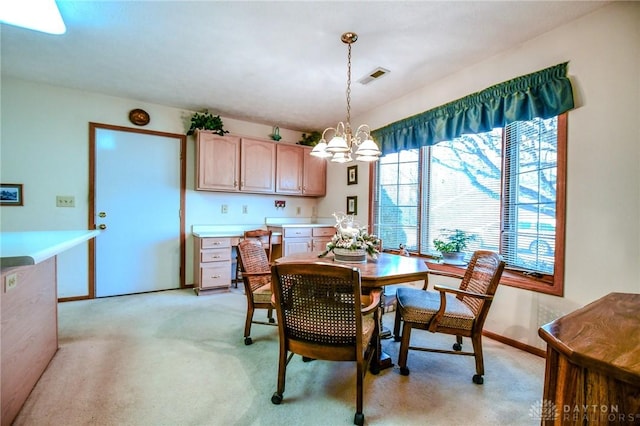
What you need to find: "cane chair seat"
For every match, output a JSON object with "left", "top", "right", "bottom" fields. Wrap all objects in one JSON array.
[{"left": 398, "top": 290, "right": 475, "bottom": 330}]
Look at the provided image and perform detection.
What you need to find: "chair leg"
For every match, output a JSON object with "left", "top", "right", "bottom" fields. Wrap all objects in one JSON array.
[
  {"left": 244, "top": 305, "right": 254, "bottom": 345},
  {"left": 453, "top": 335, "right": 463, "bottom": 351},
  {"left": 267, "top": 307, "right": 275, "bottom": 323},
  {"left": 471, "top": 333, "right": 484, "bottom": 384},
  {"left": 397, "top": 322, "right": 412, "bottom": 375},
  {"left": 393, "top": 306, "right": 402, "bottom": 342},
  {"left": 354, "top": 359, "right": 364, "bottom": 426},
  {"left": 271, "top": 348, "right": 288, "bottom": 404}
]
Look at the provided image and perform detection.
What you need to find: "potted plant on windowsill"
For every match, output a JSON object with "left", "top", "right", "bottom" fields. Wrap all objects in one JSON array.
[{"left": 433, "top": 229, "right": 476, "bottom": 265}]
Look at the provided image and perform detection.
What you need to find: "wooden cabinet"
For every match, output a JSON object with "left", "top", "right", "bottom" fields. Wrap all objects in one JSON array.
[
  {"left": 193, "top": 237, "right": 232, "bottom": 294},
  {"left": 240, "top": 138, "right": 276, "bottom": 193},
  {"left": 538, "top": 293, "right": 640, "bottom": 424},
  {"left": 277, "top": 226, "right": 335, "bottom": 256},
  {"left": 1, "top": 258, "right": 58, "bottom": 426},
  {"left": 275, "top": 144, "right": 304, "bottom": 194},
  {"left": 196, "top": 132, "right": 240, "bottom": 192},
  {"left": 303, "top": 147, "right": 327, "bottom": 196},
  {"left": 311, "top": 226, "right": 334, "bottom": 251},
  {"left": 276, "top": 144, "right": 327, "bottom": 196},
  {"left": 195, "top": 132, "right": 276, "bottom": 194}
]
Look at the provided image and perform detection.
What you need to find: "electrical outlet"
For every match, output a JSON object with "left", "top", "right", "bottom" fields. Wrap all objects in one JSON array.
[
  {"left": 242, "top": 205, "right": 248, "bottom": 214},
  {"left": 5, "top": 273, "right": 17, "bottom": 292},
  {"left": 221, "top": 204, "right": 228, "bottom": 214},
  {"left": 56, "top": 195, "right": 75, "bottom": 207}
]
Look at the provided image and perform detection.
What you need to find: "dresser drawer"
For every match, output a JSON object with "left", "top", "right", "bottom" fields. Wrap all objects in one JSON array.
[
  {"left": 313, "top": 227, "right": 335, "bottom": 237},
  {"left": 284, "top": 227, "right": 312, "bottom": 238},
  {"left": 201, "top": 247, "right": 231, "bottom": 263},
  {"left": 200, "top": 264, "right": 231, "bottom": 289},
  {"left": 201, "top": 238, "right": 231, "bottom": 249}
]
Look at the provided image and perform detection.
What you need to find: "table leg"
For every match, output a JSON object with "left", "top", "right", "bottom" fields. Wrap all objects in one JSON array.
[{"left": 370, "top": 297, "right": 394, "bottom": 373}]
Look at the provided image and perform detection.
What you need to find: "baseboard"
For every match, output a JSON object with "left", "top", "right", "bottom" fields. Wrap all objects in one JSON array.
[{"left": 483, "top": 330, "right": 546, "bottom": 358}]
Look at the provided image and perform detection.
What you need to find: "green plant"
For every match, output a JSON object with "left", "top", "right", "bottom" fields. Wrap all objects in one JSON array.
[
  {"left": 186, "top": 111, "right": 228, "bottom": 136},
  {"left": 298, "top": 131, "right": 322, "bottom": 146},
  {"left": 433, "top": 229, "right": 476, "bottom": 253}
]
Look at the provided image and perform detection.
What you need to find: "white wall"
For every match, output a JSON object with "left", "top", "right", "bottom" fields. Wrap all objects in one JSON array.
[
  {"left": 323, "top": 2, "right": 640, "bottom": 349},
  {"left": 0, "top": 80, "right": 318, "bottom": 297}
]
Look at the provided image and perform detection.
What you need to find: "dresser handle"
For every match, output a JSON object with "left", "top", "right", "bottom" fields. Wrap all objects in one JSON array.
[
  {"left": 211, "top": 255, "right": 220, "bottom": 259},
  {"left": 211, "top": 275, "right": 221, "bottom": 279}
]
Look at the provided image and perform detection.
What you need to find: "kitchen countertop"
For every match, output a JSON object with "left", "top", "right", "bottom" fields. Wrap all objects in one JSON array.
[
  {"left": 0, "top": 230, "right": 101, "bottom": 268},
  {"left": 192, "top": 219, "right": 335, "bottom": 238}
]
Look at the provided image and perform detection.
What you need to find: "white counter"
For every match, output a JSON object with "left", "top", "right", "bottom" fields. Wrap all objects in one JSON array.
[{"left": 0, "top": 230, "right": 101, "bottom": 268}]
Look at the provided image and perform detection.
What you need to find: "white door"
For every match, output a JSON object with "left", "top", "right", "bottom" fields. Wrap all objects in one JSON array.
[{"left": 94, "top": 126, "right": 183, "bottom": 297}]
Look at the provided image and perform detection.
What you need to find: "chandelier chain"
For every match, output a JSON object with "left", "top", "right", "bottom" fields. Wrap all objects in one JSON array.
[{"left": 346, "top": 42, "right": 352, "bottom": 133}]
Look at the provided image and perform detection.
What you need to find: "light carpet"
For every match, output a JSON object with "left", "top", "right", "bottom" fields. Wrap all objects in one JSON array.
[{"left": 13, "top": 288, "right": 545, "bottom": 425}]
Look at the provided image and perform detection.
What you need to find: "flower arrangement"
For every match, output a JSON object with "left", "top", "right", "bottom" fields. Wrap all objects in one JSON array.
[{"left": 319, "top": 212, "right": 381, "bottom": 259}]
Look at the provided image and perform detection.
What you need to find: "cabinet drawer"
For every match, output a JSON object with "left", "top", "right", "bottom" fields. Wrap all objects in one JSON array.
[
  {"left": 201, "top": 238, "right": 231, "bottom": 249},
  {"left": 201, "top": 248, "right": 231, "bottom": 263},
  {"left": 284, "top": 227, "right": 311, "bottom": 238},
  {"left": 312, "top": 227, "right": 335, "bottom": 237},
  {"left": 200, "top": 264, "right": 231, "bottom": 289}
]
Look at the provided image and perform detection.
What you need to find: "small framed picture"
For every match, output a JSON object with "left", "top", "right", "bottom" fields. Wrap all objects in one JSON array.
[
  {"left": 0, "top": 184, "right": 23, "bottom": 206},
  {"left": 347, "top": 165, "right": 358, "bottom": 185},
  {"left": 346, "top": 196, "right": 358, "bottom": 215}
]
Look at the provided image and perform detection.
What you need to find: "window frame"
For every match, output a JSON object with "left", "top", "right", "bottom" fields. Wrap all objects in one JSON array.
[{"left": 369, "top": 113, "right": 567, "bottom": 296}]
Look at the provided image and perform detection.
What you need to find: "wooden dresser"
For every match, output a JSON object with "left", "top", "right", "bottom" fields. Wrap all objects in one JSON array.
[{"left": 538, "top": 292, "right": 640, "bottom": 424}]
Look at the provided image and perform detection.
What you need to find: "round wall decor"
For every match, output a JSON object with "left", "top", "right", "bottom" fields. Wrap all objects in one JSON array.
[{"left": 129, "top": 109, "right": 150, "bottom": 126}]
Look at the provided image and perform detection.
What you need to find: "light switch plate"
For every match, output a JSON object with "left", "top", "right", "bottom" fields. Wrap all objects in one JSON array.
[{"left": 56, "top": 195, "right": 75, "bottom": 207}]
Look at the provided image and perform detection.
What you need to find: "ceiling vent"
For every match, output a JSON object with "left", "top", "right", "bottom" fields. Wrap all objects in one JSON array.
[{"left": 358, "top": 67, "right": 390, "bottom": 85}]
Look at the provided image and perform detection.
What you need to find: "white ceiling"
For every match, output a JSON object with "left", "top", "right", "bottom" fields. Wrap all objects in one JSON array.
[{"left": 1, "top": 1, "right": 608, "bottom": 132}]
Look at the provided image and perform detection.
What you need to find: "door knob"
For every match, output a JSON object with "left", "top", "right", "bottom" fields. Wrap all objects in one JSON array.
[
  {"left": 98, "top": 224, "right": 107, "bottom": 230},
  {"left": 98, "top": 212, "right": 107, "bottom": 218}
]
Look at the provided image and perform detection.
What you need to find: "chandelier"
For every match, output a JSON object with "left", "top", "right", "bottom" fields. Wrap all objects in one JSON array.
[{"left": 310, "top": 32, "right": 381, "bottom": 163}]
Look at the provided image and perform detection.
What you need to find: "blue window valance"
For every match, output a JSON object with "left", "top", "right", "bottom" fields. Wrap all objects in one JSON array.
[{"left": 372, "top": 62, "right": 574, "bottom": 155}]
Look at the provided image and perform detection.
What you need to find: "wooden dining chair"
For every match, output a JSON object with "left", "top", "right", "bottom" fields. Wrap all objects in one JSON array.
[
  {"left": 236, "top": 239, "right": 276, "bottom": 345},
  {"left": 393, "top": 250, "right": 505, "bottom": 384},
  {"left": 270, "top": 262, "right": 382, "bottom": 426},
  {"left": 235, "top": 229, "right": 273, "bottom": 287}
]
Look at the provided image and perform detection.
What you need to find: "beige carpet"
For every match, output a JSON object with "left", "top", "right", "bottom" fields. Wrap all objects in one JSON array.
[{"left": 13, "top": 288, "right": 545, "bottom": 425}]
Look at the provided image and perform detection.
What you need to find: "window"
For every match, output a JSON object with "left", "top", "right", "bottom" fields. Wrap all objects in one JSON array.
[{"left": 371, "top": 114, "right": 567, "bottom": 295}]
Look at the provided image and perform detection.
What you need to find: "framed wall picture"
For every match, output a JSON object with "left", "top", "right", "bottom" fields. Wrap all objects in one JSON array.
[
  {"left": 0, "top": 183, "right": 23, "bottom": 206},
  {"left": 346, "top": 196, "right": 358, "bottom": 215},
  {"left": 347, "top": 165, "right": 358, "bottom": 185}
]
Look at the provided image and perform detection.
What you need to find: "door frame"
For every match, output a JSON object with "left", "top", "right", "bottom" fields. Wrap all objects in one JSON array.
[{"left": 78, "top": 122, "right": 187, "bottom": 301}]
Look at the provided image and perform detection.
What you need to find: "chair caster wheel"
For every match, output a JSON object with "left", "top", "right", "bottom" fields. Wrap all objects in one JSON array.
[
  {"left": 400, "top": 366, "right": 410, "bottom": 376},
  {"left": 393, "top": 335, "right": 402, "bottom": 342},
  {"left": 472, "top": 374, "right": 484, "bottom": 384},
  {"left": 453, "top": 343, "right": 462, "bottom": 351},
  {"left": 354, "top": 412, "right": 364, "bottom": 426},
  {"left": 269, "top": 318, "right": 275, "bottom": 324},
  {"left": 244, "top": 337, "right": 253, "bottom": 345},
  {"left": 370, "top": 365, "right": 380, "bottom": 375},
  {"left": 271, "top": 392, "right": 282, "bottom": 405}
]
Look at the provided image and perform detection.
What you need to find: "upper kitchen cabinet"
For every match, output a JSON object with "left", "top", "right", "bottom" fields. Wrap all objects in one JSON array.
[
  {"left": 240, "top": 138, "right": 276, "bottom": 193},
  {"left": 302, "top": 146, "right": 326, "bottom": 197},
  {"left": 276, "top": 144, "right": 326, "bottom": 196},
  {"left": 196, "top": 132, "right": 240, "bottom": 191},
  {"left": 196, "top": 131, "right": 325, "bottom": 197},
  {"left": 195, "top": 132, "right": 275, "bottom": 194}
]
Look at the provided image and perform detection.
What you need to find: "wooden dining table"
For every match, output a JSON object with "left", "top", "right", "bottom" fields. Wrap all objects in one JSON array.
[{"left": 275, "top": 251, "right": 430, "bottom": 372}]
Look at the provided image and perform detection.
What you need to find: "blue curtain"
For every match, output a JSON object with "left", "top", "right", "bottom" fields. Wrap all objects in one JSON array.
[{"left": 372, "top": 62, "right": 574, "bottom": 155}]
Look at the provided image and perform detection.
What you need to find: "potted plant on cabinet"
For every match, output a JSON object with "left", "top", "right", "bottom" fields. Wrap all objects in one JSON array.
[
  {"left": 433, "top": 229, "right": 476, "bottom": 265},
  {"left": 186, "top": 110, "right": 228, "bottom": 136}
]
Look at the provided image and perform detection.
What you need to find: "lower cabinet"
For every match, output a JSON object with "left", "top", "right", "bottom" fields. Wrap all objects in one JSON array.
[
  {"left": 279, "top": 226, "right": 335, "bottom": 256},
  {"left": 193, "top": 237, "right": 232, "bottom": 294}
]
